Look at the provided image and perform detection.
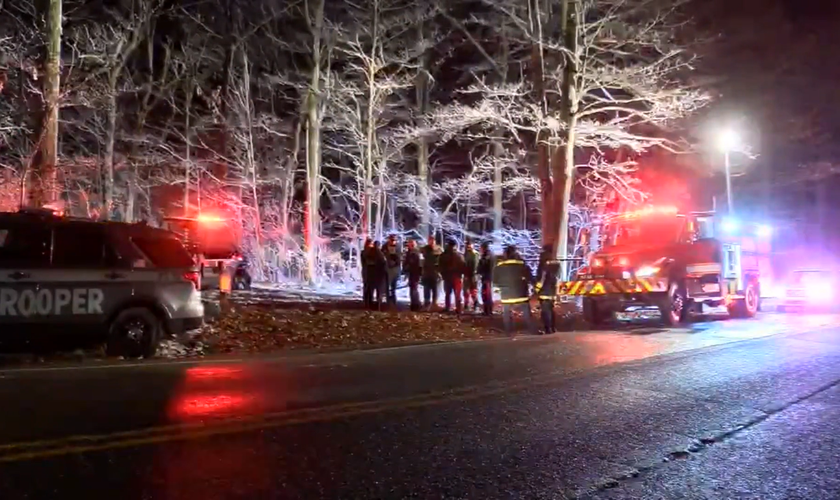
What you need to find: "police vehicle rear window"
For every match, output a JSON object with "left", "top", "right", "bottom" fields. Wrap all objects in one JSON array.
[{"left": 131, "top": 236, "right": 195, "bottom": 268}]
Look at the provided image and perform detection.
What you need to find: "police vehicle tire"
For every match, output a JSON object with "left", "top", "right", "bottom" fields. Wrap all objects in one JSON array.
[{"left": 106, "top": 307, "right": 162, "bottom": 359}]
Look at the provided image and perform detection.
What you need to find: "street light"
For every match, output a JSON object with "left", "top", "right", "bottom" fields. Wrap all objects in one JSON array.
[{"left": 717, "top": 128, "right": 740, "bottom": 214}]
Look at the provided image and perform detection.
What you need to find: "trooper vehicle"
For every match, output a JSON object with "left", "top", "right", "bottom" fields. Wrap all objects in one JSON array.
[
  {"left": 560, "top": 206, "right": 772, "bottom": 326},
  {"left": 0, "top": 208, "right": 204, "bottom": 358}
]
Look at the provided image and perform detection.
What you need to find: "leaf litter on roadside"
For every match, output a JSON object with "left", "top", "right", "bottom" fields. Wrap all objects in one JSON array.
[{"left": 193, "top": 305, "right": 510, "bottom": 355}]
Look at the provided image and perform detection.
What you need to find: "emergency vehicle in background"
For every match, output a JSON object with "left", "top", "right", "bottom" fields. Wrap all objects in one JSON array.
[
  {"left": 561, "top": 205, "right": 774, "bottom": 326},
  {"left": 778, "top": 268, "right": 838, "bottom": 312},
  {"left": 162, "top": 214, "right": 251, "bottom": 291}
]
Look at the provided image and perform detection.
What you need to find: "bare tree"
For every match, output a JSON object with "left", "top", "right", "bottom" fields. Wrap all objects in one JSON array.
[{"left": 66, "top": 0, "right": 160, "bottom": 219}]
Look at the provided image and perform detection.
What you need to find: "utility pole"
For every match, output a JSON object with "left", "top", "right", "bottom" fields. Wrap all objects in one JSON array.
[{"left": 31, "top": 0, "right": 62, "bottom": 207}]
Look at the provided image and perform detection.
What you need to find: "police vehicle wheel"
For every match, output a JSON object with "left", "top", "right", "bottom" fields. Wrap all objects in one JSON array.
[{"left": 107, "top": 307, "right": 162, "bottom": 359}]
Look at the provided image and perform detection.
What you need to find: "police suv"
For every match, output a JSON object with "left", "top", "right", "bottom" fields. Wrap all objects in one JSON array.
[{"left": 0, "top": 209, "right": 204, "bottom": 358}]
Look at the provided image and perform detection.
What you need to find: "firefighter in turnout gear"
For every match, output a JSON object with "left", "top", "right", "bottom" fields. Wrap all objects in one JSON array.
[
  {"left": 493, "top": 245, "right": 536, "bottom": 333},
  {"left": 421, "top": 235, "right": 442, "bottom": 309},
  {"left": 383, "top": 234, "right": 401, "bottom": 307},
  {"left": 463, "top": 239, "right": 480, "bottom": 312},
  {"left": 535, "top": 244, "right": 560, "bottom": 333},
  {"left": 477, "top": 242, "right": 495, "bottom": 315},
  {"left": 439, "top": 239, "right": 466, "bottom": 313},
  {"left": 403, "top": 239, "right": 423, "bottom": 311}
]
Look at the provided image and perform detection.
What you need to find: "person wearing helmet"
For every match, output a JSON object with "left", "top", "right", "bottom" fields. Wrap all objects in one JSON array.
[
  {"left": 535, "top": 243, "right": 560, "bottom": 333},
  {"left": 493, "top": 245, "right": 536, "bottom": 333}
]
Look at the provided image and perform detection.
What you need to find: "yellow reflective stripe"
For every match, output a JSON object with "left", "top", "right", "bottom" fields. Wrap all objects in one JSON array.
[
  {"left": 569, "top": 281, "right": 583, "bottom": 295},
  {"left": 496, "top": 259, "right": 524, "bottom": 266},
  {"left": 640, "top": 278, "right": 654, "bottom": 292},
  {"left": 538, "top": 295, "right": 555, "bottom": 300},
  {"left": 501, "top": 297, "right": 529, "bottom": 304},
  {"left": 589, "top": 282, "right": 606, "bottom": 295}
]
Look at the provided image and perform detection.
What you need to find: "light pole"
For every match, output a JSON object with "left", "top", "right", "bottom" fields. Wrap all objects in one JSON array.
[{"left": 717, "top": 128, "right": 740, "bottom": 214}]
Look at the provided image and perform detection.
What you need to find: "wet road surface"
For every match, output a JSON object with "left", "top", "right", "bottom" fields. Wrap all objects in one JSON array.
[{"left": 1, "top": 313, "right": 840, "bottom": 499}]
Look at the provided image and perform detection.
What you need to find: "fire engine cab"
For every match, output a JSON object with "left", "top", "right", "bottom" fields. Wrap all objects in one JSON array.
[{"left": 561, "top": 206, "right": 773, "bottom": 326}]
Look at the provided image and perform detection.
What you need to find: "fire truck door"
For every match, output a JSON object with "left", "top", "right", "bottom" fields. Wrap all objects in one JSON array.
[{"left": 722, "top": 243, "right": 742, "bottom": 294}]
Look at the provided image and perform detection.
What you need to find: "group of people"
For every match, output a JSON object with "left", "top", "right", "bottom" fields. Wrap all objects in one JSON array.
[{"left": 360, "top": 235, "right": 562, "bottom": 334}]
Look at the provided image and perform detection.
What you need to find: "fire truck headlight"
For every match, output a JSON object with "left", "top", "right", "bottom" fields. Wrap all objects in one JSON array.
[{"left": 635, "top": 265, "right": 660, "bottom": 278}]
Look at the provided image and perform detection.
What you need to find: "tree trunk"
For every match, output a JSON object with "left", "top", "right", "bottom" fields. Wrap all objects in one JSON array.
[
  {"left": 361, "top": 0, "right": 379, "bottom": 239},
  {"left": 555, "top": 0, "right": 579, "bottom": 277},
  {"left": 240, "top": 47, "right": 262, "bottom": 248},
  {"left": 31, "top": 0, "right": 62, "bottom": 207},
  {"left": 281, "top": 119, "right": 301, "bottom": 233},
  {"left": 102, "top": 77, "right": 118, "bottom": 220},
  {"left": 415, "top": 9, "right": 430, "bottom": 239},
  {"left": 304, "top": 0, "right": 326, "bottom": 283},
  {"left": 183, "top": 85, "right": 193, "bottom": 215}
]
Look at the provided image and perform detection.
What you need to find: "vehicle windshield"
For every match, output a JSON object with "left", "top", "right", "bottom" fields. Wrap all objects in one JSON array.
[{"left": 604, "top": 215, "right": 684, "bottom": 248}]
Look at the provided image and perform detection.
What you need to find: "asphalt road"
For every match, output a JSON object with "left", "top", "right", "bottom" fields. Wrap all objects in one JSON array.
[{"left": 1, "top": 313, "right": 839, "bottom": 499}]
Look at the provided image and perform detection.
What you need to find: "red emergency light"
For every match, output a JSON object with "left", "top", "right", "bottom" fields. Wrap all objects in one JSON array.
[
  {"left": 613, "top": 205, "right": 678, "bottom": 220},
  {"left": 196, "top": 213, "right": 227, "bottom": 224}
]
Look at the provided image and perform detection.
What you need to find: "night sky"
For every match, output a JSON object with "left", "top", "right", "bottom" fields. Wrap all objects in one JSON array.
[{"left": 695, "top": 0, "right": 840, "bottom": 200}]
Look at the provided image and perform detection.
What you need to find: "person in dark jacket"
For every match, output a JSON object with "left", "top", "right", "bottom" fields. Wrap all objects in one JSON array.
[
  {"left": 372, "top": 241, "right": 387, "bottom": 309},
  {"left": 477, "top": 242, "right": 496, "bottom": 316},
  {"left": 420, "top": 235, "right": 442, "bottom": 309},
  {"left": 494, "top": 245, "right": 536, "bottom": 333},
  {"left": 439, "top": 239, "right": 466, "bottom": 313},
  {"left": 463, "top": 239, "right": 480, "bottom": 312},
  {"left": 383, "top": 234, "right": 401, "bottom": 307},
  {"left": 402, "top": 239, "right": 422, "bottom": 311},
  {"left": 535, "top": 244, "right": 561, "bottom": 333},
  {"left": 360, "top": 238, "right": 377, "bottom": 308}
]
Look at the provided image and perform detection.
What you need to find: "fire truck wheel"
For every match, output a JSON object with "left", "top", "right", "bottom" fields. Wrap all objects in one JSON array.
[
  {"left": 729, "top": 282, "right": 759, "bottom": 318},
  {"left": 582, "top": 298, "right": 609, "bottom": 326},
  {"left": 658, "top": 281, "right": 687, "bottom": 326}
]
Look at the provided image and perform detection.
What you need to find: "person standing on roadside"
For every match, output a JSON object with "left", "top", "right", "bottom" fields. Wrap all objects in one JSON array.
[
  {"left": 535, "top": 244, "right": 560, "bottom": 333},
  {"left": 361, "top": 238, "right": 377, "bottom": 308},
  {"left": 439, "top": 239, "right": 466, "bottom": 313},
  {"left": 383, "top": 234, "right": 401, "bottom": 307},
  {"left": 403, "top": 239, "right": 423, "bottom": 311},
  {"left": 421, "top": 235, "right": 442, "bottom": 309},
  {"left": 462, "top": 238, "right": 480, "bottom": 312},
  {"left": 477, "top": 241, "right": 496, "bottom": 316},
  {"left": 494, "top": 245, "right": 536, "bottom": 334},
  {"left": 372, "top": 241, "right": 387, "bottom": 310}
]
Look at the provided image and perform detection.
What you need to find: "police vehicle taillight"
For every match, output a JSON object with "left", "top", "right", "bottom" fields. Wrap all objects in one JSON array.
[{"left": 182, "top": 271, "right": 200, "bottom": 290}]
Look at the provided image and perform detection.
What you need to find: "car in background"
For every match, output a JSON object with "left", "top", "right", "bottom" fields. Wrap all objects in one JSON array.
[{"left": 778, "top": 268, "right": 838, "bottom": 312}]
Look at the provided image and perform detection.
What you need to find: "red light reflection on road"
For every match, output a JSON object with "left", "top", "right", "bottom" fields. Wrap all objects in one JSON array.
[
  {"left": 172, "top": 393, "right": 255, "bottom": 419},
  {"left": 185, "top": 366, "right": 244, "bottom": 380}
]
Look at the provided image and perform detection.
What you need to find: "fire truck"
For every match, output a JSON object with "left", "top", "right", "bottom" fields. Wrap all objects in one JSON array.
[
  {"left": 560, "top": 205, "right": 773, "bottom": 326},
  {"left": 162, "top": 214, "right": 251, "bottom": 291}
]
